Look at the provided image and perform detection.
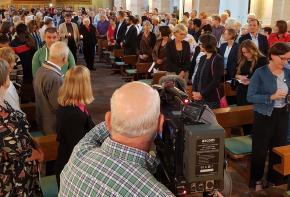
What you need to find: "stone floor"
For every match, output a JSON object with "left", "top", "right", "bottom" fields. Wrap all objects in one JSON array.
[{"left": 77, "top": 57, "right": 287, "bottom": 197}]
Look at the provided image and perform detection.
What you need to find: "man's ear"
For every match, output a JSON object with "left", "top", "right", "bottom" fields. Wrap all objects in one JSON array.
[
  {"left": 157, "top": 114, "right": 164, "bottom": 134},
  {"left": 105, "top": 111, "right": 112, "bottom": 132}
]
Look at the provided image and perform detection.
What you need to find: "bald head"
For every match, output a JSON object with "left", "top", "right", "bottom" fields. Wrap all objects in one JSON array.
[{"left": 110, "top": 82, "right": 160, "bottom": 138}]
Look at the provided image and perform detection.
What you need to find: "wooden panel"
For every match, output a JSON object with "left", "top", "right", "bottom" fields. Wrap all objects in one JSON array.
[
  {"left": 34, "top": 134, "right": 58, "bottom": 162},
  {"left": 21, "top": 102, "right": 36, "bottom": 125},
  {"left": 213, "top": 105, "right": 254, "bottom": 129},
  {"left": 12, "top": 0, "right": 48, "bottom": 3},
  {"left": 57, "top": 0, "right": 91, "bottom": 4},
  {"left": 273, "top": 145, "right": 290, "bottom": 176}
]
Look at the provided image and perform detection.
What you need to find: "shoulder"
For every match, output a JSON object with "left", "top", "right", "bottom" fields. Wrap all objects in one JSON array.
[
  {"left": 57, "top": 106, "right": 85, "bottom": 118},
  {"left": 258, "top": 33, "right": 267, "bottom": 40},
  {"left": 220, "top": 43, "right": 227, "bottom": 49},
  {"left": 182, "top": 40, "right": 190, "bottom": 48},
  {"left": 215, "top": 53, "right": 223, "bottom": 60},
  {"left": 150, "top": 32, "right": 156, "bottom": 38},
  {"left": 257, "top": 56, "right": 269, "bottom": 65},
  {"left": 233, "top": 42, "right": 239, "bottom": 48}
]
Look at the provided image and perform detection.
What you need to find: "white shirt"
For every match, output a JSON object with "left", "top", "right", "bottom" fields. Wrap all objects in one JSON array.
[
  {"left": 5, "top": 81, "right": 21, "bottom": 112},
  {"left": 192, "top": 52, "right": 205, "bottom": 83},
  {"left": 250, "top": 33, "right": 259, "bottom": 48},
  {"left": 135, "top": 24, "right": 142, "bottom": 36},
  {"left": 125, "top": 24, "right": 132, "bottom": 35},
  {"left": 116, "top": 20, "right": 124, "bottom": 38},
  {"left": 223, "top": 46, "right": 232, "bottom": 69}
]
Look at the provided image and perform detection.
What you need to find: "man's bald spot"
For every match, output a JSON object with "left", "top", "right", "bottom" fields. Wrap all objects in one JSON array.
[{"left": 112, "top": 82, "right": 158, "bottom": 117}]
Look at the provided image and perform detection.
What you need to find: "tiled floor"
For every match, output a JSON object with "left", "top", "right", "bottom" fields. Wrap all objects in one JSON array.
[{"left": 78, "top": 58, "right": 287, "bottom": 197}]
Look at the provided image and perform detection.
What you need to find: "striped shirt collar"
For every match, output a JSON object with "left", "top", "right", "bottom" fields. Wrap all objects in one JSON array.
[
  {"left": 101, "top": 137, "right": 160, "bottom": 174},
  {"left": 43, "top": 61, "right": 62, "bottom": 76}
]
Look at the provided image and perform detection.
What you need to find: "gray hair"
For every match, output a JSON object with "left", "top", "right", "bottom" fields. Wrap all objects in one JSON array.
[
  {"left": 49, "top": 41, "right": 69, "bottom": 61},
  {"left": 173, "top": 23, "right": 188, "bottom": 34},
  {"left": 143, "top": 20, "right": 153, "bottom": 30},
  {"left": 110, "top": 82, "right": 161, "bottom": 138},
  {"left": 0, "top": 59, "right": 9, "bottom": 87},
  {"left": 225, "top": 18, "right": 237, "bottom": 29}
]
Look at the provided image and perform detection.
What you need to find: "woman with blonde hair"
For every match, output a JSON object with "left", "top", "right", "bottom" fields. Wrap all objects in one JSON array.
[
  {"left": 165, "top": 23, "right": 191, "bottom": 78},
  {"left": 55, "top": 65, "right": 95, "bottom": 188},
  {"left": 235, "top": 40, "right": 268, "bottom": 105},
  {"left": 0, "top": 47, "right": 21, "bottom": 111}
]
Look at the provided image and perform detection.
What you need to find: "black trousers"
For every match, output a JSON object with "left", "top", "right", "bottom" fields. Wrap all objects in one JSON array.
[
  {"left": 68, "top": 39, "right": 77, "bottom": 63},
  {"left": 83, "top": 44, "right": 95, "bottom": 69},
  {"left": 250, "top": 107, "right": 288, "bottom": 187}
]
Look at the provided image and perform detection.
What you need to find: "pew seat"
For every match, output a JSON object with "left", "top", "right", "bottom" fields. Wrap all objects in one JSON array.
[
  {"left": 125, "top": 68, "right": 137, "bottom": 75},
  {"left": 40, "top": 175, "right": 58, "bottom": 197},
  {"left": 214, "top": 105, "right": 254, "bottom": 182},
  {"left": 138, "top": 79, "right": 152, "bottom": 85},
  {"left": 31, "top": 131, "right": 44, "bottom": 137},
  {"left": 225, "top": 135, "right": 252, "bottom": 159},
  {"left": 34, "top": 134, "right": 58, "bottom": 195},
  {"left": 115, "top": 61, "right": 127, "bottom": 66}
]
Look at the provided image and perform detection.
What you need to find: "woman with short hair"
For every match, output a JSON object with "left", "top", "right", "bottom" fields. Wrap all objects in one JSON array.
[
  {"left": 0, "top": 59, "right": 43, "bottom": 196},
  {"left": 219, "top": 28, "right": 239, "bottom": 80},
  {"left": 0, "top": 47, "right": 21, "bottom": 111},
  {"left": 152, "top": 26, "right": 171, "bottom": 71},
  {"left": 192, "top": 33, "right": 224, "bottom": 109},
  {"left": 268, "top": 20, "right": 290, "bottom": 47},
  {"left": 55, "top": 65, "right": 95, "bottom": 188},
  {"left": 137, "top": 20, "right": 156, "bottom": 63},
  {"left": 248, "top": 42, "right": 290, "bottom": 190},
  {"left": 165, "top": 23, "right": 191, "bottom": 79}
]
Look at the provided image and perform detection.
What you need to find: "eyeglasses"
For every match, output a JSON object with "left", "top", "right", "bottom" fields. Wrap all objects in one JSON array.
[{"left": 278, "top": 55, "right": 289, "bottom": 61}]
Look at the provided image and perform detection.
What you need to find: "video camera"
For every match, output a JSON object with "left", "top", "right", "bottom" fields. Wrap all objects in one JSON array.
[{"left": 153, "top": 76, "right": 227, "bottom": 196}]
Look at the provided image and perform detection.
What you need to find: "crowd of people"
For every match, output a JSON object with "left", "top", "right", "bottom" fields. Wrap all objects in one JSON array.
[{"left": 0, "top": 5, "right": 290, "bottom": 196}]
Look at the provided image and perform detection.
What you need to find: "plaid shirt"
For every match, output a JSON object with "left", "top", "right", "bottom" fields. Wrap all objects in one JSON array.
[{"left": 59, "top": 122, "right": 175, "bottom": 197}]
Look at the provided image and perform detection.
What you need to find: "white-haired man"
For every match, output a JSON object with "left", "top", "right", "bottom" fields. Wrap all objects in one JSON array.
[
  {"left": 34, "top": 41, "right": 69, "bottom": 135},
  {"left": 59, "top": 82, "right": 175, "bottom": 197}
]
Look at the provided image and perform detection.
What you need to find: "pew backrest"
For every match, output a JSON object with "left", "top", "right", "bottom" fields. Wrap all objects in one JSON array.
[
  {"left": 213, "top": 105, "right": 254, "bottom": 131},
  {"left": 34, "top": 134, "right": 58, "bottom": 162}
]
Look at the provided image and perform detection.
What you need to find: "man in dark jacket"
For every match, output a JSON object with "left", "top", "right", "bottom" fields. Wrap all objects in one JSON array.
[
  {"left": 239, "top": 19, "right": 269, "bottom": 56},
  {"left": 121, "top": 15, "right": 137, "bottom": 55},
  {"left": 114, "top": 11, "right": 127, "bottom": 48}
]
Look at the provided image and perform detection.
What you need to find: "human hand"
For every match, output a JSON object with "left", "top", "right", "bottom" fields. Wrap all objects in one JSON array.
[
  {"left": 179, "top": 71, "right": 186, "bottom": 78},
  {"left": 192, "top": 92, "right": 202, "bottom": 100},
  {"left": 156, "top": 59, "right": 163, "bottom": 64},
  {"left": 270, "top": 89, "right": 287, "bottom": 100},
  {"left": 26, "top": 148, "right": 44, "bottom": 162}
]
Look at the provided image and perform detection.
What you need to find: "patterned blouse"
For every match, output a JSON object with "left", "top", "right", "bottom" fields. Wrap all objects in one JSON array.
[{"left": 0, "top": 101, "right": 43, "bottom": 196}]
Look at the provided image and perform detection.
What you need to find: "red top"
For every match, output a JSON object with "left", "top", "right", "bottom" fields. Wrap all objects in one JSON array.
[
  {"left": 268, "top": 33, "right": 290, "bottom": 47},
  {"left": 107, "top": 25, "right": 115, "bottom": 44}
]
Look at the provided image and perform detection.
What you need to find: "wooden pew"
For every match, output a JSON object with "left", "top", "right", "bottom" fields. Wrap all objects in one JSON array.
[
  {"left": 213, "top": 105, "right": 254, "bottom": 137},
  {"left": 34, "top": 134, "right": 58, "bottom": 196},
  {"left": 21, "top": 102, "right": 36, "bottom": 124},
  {"left": 213, "top": 105, "right": 254, "bottom": 182},
  {"left": 20, "top": 102, "right": 38, "bottom": 131},
  {"left": 273, "top": 145, "right": 290, "bottom": 192},
  {"left": 34, "top": 134, "right": 58, "bottom": 162},
  {"left": 223, "top": 82, "right": 237, "bottom": 97}
]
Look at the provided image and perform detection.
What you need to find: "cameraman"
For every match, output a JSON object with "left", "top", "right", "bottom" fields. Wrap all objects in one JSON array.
[{"left": 59, "top": 82, "right": 175, "bottom": 196}]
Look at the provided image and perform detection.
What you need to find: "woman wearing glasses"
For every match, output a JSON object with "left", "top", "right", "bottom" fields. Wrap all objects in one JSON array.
[{"left": 247, "top": 42, "right": 290, "bottom": 190}]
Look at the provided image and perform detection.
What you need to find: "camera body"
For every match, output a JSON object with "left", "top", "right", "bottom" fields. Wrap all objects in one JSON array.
[{"left": 153, "top": 82, "right": 224, "bottom": 196}]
